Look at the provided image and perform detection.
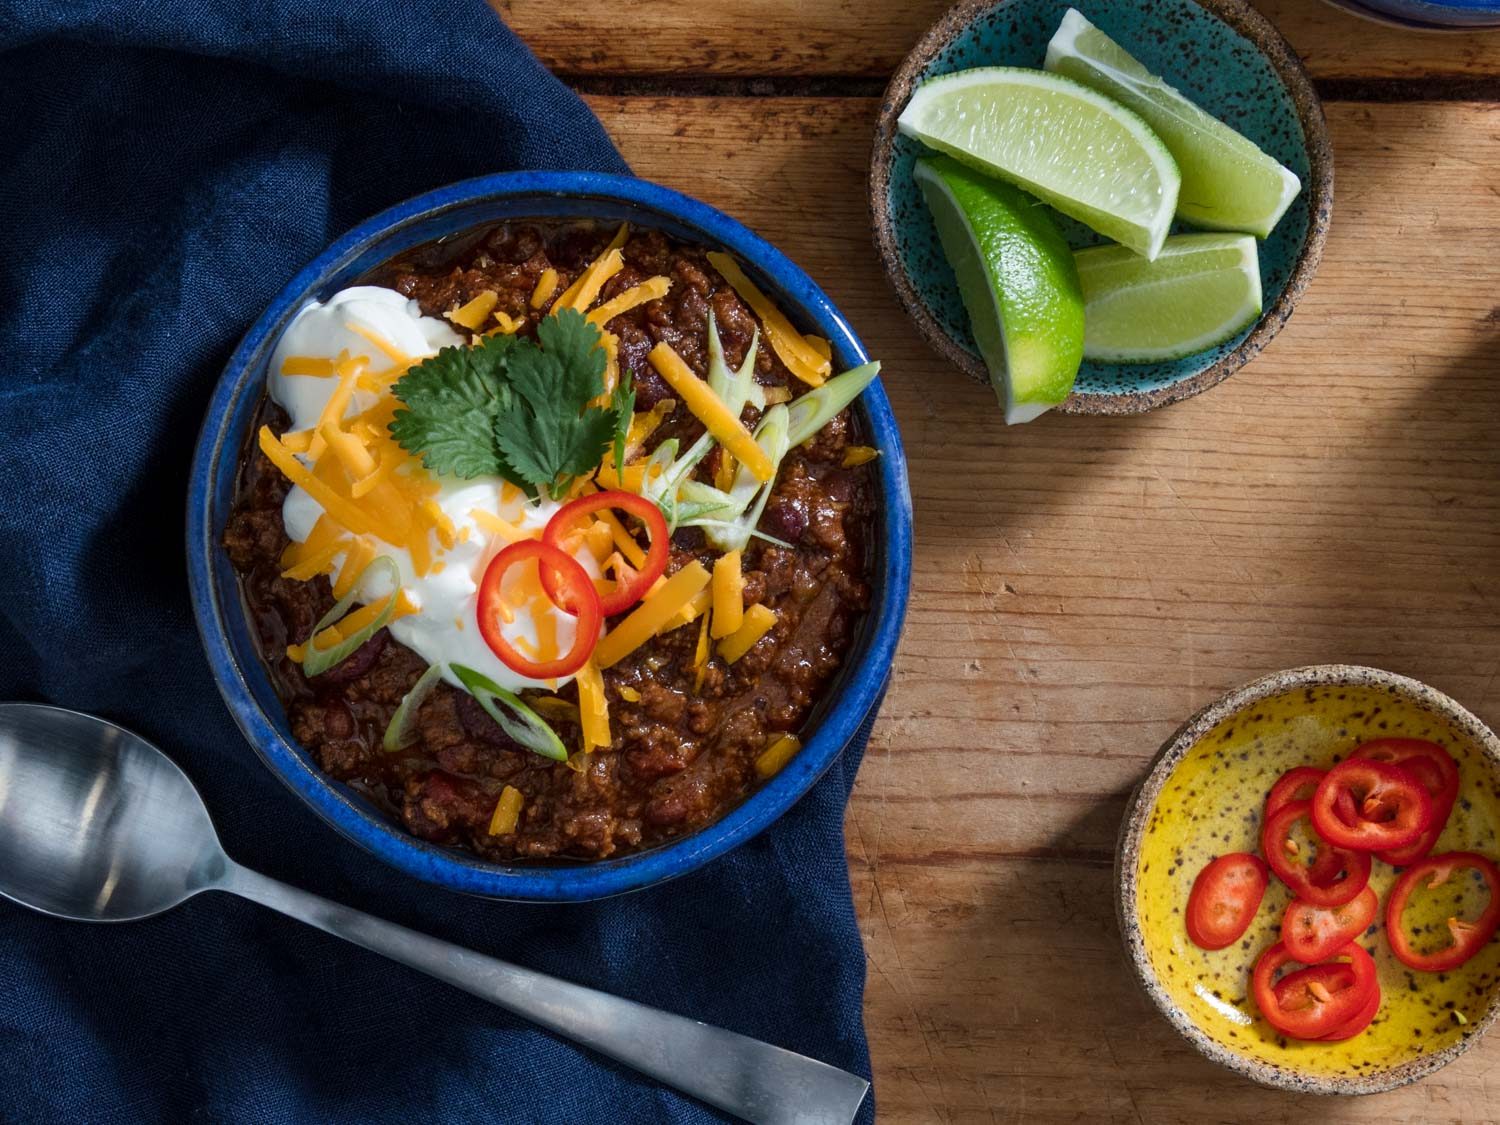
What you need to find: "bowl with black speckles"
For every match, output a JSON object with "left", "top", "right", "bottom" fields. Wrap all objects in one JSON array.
[
  {"left": 1117, "top": 665, "right": 1500, "bottom": 1094},
  {"left": 869, "top": 0, "right": 1334, "bottom": 415}
]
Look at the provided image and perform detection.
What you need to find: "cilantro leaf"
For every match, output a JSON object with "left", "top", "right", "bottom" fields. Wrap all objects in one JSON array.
[
  {"left": 389, "top": 338, "right": 517, "bottom": 479},
  {"left": 535, "top": 309, "right": 606, "bottom": 403},
  {"left": 611, "top": 368, "right": 635, "bottom": 478},
  {"left": 392, "top": 309, "right": 618, "bottom": 499}
]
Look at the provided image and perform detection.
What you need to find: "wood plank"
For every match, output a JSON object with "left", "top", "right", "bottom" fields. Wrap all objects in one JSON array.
[
  {"left": 587, "top": 92, "right": 1500, "bottom": 1121},
  {"left": 506, "top": 1, "right": 1500, "bottom": 83}
]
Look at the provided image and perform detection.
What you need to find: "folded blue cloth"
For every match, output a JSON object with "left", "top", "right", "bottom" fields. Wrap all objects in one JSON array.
[{"left": 0, "top": 2, "right": 875, "bottom": 1121}]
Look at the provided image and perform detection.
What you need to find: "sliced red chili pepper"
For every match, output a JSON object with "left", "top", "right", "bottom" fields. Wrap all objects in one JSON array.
[
  {"left": 476, "top": 539, "right": 602, "bottom": 681},
  {"left": 1266, "top": 767, "right": 1326, "bottom": 818},
  {"left": 1281, "top": 886, "right": 1378, "bottom": 963},
  {"left": 1351, "top": 739, "right": 1460, "bottom": 866},
  {"left": 1319, "top": 975, "right": 1382, "bottom": 1041},
  {"left": 1261, "top": 799, "right": 1371, "bottom": 907},
  {"left": 1311, "top": 759, "right": 1433, "bottom": 853},
  {"left": 1385, "top": 851, "right": 1500, "bottom": 972},
  {"left": 1252, "top": 941, "right": 1377, "bottom": 1040},
  {"left": 1271, "top": 961, "right": 1381, "bottom": 1041},
  {"left": 1185, "top": 853, "right": 1269, "bottom": 950},
  {"left": 540, "top": 490, "right": 668, "bottom": 616}
]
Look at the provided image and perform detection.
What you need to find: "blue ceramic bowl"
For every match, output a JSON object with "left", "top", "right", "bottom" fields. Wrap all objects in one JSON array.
[
  {"left": 870, "top": 0, "right": 1334, "bottom": 414},
  {"left": 1322, "top": 0, "right": 1500, "bottom": 28},
  {"left": 186, "top": 171, "right": 913, "bottom": 902}
]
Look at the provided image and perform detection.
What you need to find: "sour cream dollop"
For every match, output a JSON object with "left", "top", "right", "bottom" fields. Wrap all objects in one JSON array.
[{"left": 269, "top": 286, "right": 596, "bottom": 692}]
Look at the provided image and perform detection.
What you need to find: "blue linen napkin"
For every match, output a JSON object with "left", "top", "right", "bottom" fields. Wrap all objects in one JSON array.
[{"left": 0, "top": 2, "right": 877, "bottom": 1121}]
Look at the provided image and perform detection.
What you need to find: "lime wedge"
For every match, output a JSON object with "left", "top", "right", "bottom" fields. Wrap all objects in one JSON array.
[
  {"left": 899, "top": 67, "right": 1180, "bottom": 260},
  {"left": 914, "top": 155, "right": 1084, "bottom": 423},
  {"left": 1074, "top": 233, "right": 1262, "bottom": 362},
  {"left": 1045, "top": 8, "right": 1301, "bottom": 238}
]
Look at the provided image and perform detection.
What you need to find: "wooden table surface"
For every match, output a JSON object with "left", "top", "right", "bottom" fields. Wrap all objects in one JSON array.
[{"left": 498, "top": 2, "right": 1500, "bottom": 1119}]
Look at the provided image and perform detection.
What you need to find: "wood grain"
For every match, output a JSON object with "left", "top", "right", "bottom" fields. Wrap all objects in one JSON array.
[
  {"left": 586, "top": 92, "right": 1500, "bottom": 1121},
  {"left": 505, "top": 1, "right": 1500, "bottom": 84}
]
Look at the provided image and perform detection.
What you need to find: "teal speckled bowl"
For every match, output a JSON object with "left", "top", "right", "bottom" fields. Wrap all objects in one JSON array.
[{"left": 870, "top": 0, "right": 1334, "bottom": 414}]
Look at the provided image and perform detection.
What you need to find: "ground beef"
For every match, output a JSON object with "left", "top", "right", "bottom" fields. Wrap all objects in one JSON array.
[{"left": 223, "top": 219, "right": 873, "bottom": 862}]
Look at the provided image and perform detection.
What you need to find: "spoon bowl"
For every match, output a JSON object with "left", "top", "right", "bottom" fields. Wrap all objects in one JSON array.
[
  {"left": 0, "top": 702, "right": 869, "bottom": 1125},
  {"left": 0, "top": 703, "right": 224, "bottom": 922}
]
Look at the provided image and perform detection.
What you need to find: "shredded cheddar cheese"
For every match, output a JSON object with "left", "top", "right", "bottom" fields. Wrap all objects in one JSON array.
[
  {"left": 574, "top": 660, "right": 610, "bottom": 752},
  {"left": 446, "top": 290, "right": 499, "bottom": 331},
  {"left": 618, "top": 685, "right": 641, "bottom": 703},
  {"left": 841, "top": 445, "right": 880, "bottom": 468},
  {"left": 706, "top": 252, "right": 830, "bottom": 386},
  {"left": 597, "top": 509, "right": 647, "bottom": 569},
  {"left": 280, "top": 540, "right": 344, "bottom": 582},
  {"left": 718, "top": 603, "right": 776, "bottom": 664},
  {"left": 713, "top": 449, "right": 736, "bottom": 493},
  {"left": 287, "top": 589, "right": 418, "bottom": 662},
  {"left": 755, "top": 734, "right": 802, "bottom": 779},
  {"left": 586, "top": 276, "right": 671, "bottom": 328},
  {"left": 656, "top": 587, "right": 711, "bottom": 635},
  {"left": 281, "top": 356, "right": 338, "bottom": 378},
  {"left": 259, "top": 427, "right": 387, "bottom": 540},
  {"left": 488, "top": 785, "right": 524, "bottom": 836},
  {"left": 710, "top": 551, "right": 744, "bottom": 639},
  {"left": 623, "top": 398, "right": 676, "bottom": 461},
  {"left": 647, "top": 342, "right": 773, "bottom": 482},
  {"left": 469, "top": 508, "right": 532, "bottom": 544},
  {"left": 693, "top": 610, "right": 711, "bottom": 693},
  {"left": 555, "top": 248, "right": 623, "bottom": 314},
  {"left": 530, "top": 268, "right": 559, "bottom": 309},
  {"left": 333, "top": 538, "right": 376, "bottom": 597},
  {"left": 346, "top": 324, "right": 410, "bottom": 369},
  {"left": 592, "top": 561, "right": 711, "bottom": 669}
]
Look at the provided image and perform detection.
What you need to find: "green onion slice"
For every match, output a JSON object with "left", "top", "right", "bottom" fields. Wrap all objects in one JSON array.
[
  {"left": 382, "top": 662, "right": 446, "bottom": 753},
  {"left": 300, "top": 555, "right": 402, "bottom": 677},
  {"left": 654, "top": 315, "right": 760, "bottom": 507},
  {"left": 785, "top": 361, "right": 880, "bottom": 447},
  {"left": 450, "top": 663, "right": 568, "bottom": 762},
  {"left": 698, "top": 405, "right": 790, "bottom": 553}
]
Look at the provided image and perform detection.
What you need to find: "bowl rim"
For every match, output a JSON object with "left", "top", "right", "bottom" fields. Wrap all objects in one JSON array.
[
  {"left": 868, "top": 0, "right": 1335, "bottom": 415},
  {"left": 1115, "top": 664, "right": 1500, "bottom": 1094},
  {"left": 185, "top": 169, "right": 913, "bottom": 903}
]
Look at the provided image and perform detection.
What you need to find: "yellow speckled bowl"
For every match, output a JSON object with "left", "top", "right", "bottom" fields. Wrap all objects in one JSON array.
[{"left": 1118, "top": 665, "right": 1500, "bottom": 1094}]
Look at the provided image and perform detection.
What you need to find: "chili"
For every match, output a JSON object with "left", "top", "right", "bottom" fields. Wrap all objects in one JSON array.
[
  {"left": 1260, "top": 799, "right": 1371, "bottom": 908},
  {"left": 541, "top": 490, "right": 668, "bottom": 616},
  {"left": 476, "top": 539, "right": 602, "bottom": 680},
  {"left": 1311, "top": 758, "right": 1433, "bottom": 853},
  {"left": 1253, "top": 941, "right": 1377, "bottom": 1040},
  {"left": 1351, "top": 739, "right": 1460, "bottom": 866},
  {"left": 1385, "top": 851, "right": 1500, "bottom": 972},
  {"left": 1281, "top": 886, "right": 1378, "bottom": 963},
  {"left": 1185, "top": 853, "right": 1269, "bottom": 951},
  {"left": 1265, "top": 767, "right": 1326, "bottom": 818}
]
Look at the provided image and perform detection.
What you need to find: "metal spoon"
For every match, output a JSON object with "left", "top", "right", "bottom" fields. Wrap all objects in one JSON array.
[{"left": 0, "top": 703, "right": 868, "bottom": 1125}]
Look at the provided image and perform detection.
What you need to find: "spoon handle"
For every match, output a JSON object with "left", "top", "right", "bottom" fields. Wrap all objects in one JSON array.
[{"left": 219, "top": 862, "right": 868, "bottom": 1125}]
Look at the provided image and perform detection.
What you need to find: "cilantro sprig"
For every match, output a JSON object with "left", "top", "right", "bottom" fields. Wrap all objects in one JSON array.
[{"left": 389, "top": 310, "right": 633, "bottom": 500}]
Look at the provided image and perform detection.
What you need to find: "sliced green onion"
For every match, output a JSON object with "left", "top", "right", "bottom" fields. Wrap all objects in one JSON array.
[
  {"left": 687, "top": 520, "right": 794, "bottom": 551},
  {"left": 658, "top": 315, "right": 760, "bottom": 503},
  {"left": 450, "top": 663, "right": 567, "bottom": 762},
  {"left": 697, "top": 405, "right": 790, "bottom": 553},
  {"left": 300, "top": 556, "right": 402, "bottom": 677},
  {"left": 785, "top": 361, "right": 880, "bottom": 447},
  {"left": 382, "top": 662, "right": 445, "bottom": 752}
]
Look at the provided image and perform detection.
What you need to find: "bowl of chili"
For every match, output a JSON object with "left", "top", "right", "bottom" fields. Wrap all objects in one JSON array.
[
  {"left": 186, "top": 171, "right": 912, "bottom": 901},
  {"left": 1118, "top": 665, "right": 1500, "bottom": 1093}
]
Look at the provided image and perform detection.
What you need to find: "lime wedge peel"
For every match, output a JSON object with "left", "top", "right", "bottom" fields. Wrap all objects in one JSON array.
[
  {"left": 913, "top": 155, "right": 1085, "bottom": 424},
  {"left": 898, "top": 66, "right": 1180, "bottom": 260},
  {"left": 1074, "top": 233, "right": 1262, "bottom": 363},
  {"left": 1044, "top": 8, "right": 1301, "bottom": 238}
]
